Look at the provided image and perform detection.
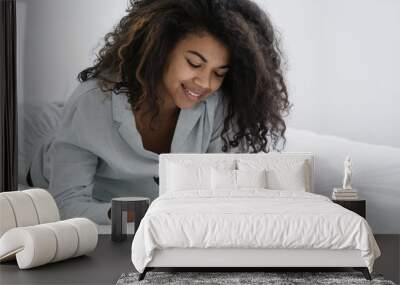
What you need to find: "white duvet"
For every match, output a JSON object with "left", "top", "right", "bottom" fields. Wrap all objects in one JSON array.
[{"left": 131, "top": 190, "right": 380, "bottom": 273}]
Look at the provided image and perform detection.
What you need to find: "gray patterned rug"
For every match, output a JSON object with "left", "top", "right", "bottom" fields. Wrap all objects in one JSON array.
[{"left": 116, "top": 271, "right": 396, "bottom": 285}]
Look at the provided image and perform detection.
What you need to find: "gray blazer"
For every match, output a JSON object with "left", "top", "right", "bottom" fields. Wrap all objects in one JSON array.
[{"left": 30, "top": 80, "right": 226, "bottom": 224}]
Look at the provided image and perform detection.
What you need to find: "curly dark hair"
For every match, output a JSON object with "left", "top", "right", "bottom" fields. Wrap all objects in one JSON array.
[{"left": 78, "top": 0, "right": 290, "bottom": 153}]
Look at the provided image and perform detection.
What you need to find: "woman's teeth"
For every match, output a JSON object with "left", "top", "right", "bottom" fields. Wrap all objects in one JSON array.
[
  {"left": 186, "top": 88, "right": 200, "bottom": 97},
  {"left": 183, "top": 85, "right": 202, "bottom": 101}
]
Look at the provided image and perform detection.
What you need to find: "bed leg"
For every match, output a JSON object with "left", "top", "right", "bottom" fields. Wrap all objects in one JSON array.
[
  {"left": 138, "top": 268, "right": 148, "bottom": 281},
  {"left": 354, "top": 267, "right": 371, "bottom": 280}
]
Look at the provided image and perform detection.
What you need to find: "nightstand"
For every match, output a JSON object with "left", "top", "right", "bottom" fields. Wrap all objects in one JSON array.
[{"left": 332, "top": 199, "right": 366, "bottom": 218}]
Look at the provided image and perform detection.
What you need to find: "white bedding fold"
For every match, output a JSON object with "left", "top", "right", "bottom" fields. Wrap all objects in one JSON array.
[{"left": 131, "top": 189, "right": 380, "bottom": 273}]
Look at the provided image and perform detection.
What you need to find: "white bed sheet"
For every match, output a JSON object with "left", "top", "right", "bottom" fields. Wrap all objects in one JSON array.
[{"left": 131, "top": 189, "right": 380, "bottom": 273}]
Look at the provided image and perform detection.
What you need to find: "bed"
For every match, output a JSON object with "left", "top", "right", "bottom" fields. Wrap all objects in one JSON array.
[{"left": 130, "top": 153, "right": 380, "bottom": 281}]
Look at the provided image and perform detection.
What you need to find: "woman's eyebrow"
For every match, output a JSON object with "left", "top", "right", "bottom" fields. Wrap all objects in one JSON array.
[{"left": 187, "top": 50, "right": 230, "bottom": 69}]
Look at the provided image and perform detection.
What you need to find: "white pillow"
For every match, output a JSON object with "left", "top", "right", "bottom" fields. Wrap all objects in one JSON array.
[
  {"left": 167, "top": 162, "right": 211, "bottom": 191},
  {"left": 165, "top": 158, "right": 236, "bottom": 192},
  {"left": 211, "top": 168, "right": 236, "bottom": 190},
  {"left": 267, "top": 165, "right": 306, "bottom": 191},
  {"left": 236, "top": 169, "right": 268, "bottom": 188},
  {"left": 238, "top": 159, "right": 308, "bottom": 191},
  {"left": 211, "top": 168, "right": 268, "bottom": 190}
]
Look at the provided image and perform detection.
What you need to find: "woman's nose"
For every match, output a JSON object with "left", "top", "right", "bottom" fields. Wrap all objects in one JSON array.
[{"left": 194, "top": 70, "right": 212, "bottom": 90}]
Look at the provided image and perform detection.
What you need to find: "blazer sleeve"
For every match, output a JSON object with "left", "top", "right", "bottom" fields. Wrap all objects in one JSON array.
[{"left": 47, "top": 94, "right": 111, "bottom": 225}]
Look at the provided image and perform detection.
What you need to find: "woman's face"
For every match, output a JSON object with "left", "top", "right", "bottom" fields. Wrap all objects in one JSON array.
[{"left": 161, "top": 32, "right": 230, "bottom": 109}]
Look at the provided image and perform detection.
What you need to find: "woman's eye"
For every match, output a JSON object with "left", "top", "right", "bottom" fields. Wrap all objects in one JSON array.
[
  {"left": 187, "top": 59, "right": 201, "bottom": 68},
  {"left": 186, "top": 58, "right": 226, "bottom": 78}
]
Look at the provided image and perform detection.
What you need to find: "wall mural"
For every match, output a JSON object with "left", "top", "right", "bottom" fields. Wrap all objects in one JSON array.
[{"left": 17, "top": 0, "right": 400, "bottom": 233}]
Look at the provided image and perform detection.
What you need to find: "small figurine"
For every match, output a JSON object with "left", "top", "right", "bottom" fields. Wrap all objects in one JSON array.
[{"left": 342, "top": 156, "right": 352, "bottom": 190}]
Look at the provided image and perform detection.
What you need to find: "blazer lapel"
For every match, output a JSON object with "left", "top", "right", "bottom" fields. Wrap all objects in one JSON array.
[
  {"left": 112, "top": 91, "right": 158, "bottom": 160},
  {"left": 170, "top": 102, "right": 205, "bottom": 152}
]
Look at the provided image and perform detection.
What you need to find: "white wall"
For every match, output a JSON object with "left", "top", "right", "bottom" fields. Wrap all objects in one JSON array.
[
  {"left": 17, "top": 0, "right": 128, "bottom": 106},
  {"left": 17, "top": 0, "right": 400, "bottom": 233}
]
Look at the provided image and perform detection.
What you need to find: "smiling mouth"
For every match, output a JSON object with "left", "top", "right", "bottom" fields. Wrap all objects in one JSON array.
[{"left": 182, "top": 84, "right": 204, "bottom": 102}]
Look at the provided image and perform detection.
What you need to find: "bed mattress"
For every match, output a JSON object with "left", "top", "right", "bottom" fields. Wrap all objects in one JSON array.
[{"left": 131, "top": 189, "right": 380, "bottom": 273}]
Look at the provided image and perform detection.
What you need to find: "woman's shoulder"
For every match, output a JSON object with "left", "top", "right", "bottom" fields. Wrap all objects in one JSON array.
[
  {"left": 65, "top": 79, "right": 112, "bottom": 112},
  {"left": 57, "top": 80, "right": 115, "bottom": 145},
  {"left": 57, "top": 79, "right": 115, "bottom": 134}
]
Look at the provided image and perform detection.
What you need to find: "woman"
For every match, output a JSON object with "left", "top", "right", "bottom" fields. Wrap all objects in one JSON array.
[{"left": 27, "top": 0, "right": 290, "bottom": 224}]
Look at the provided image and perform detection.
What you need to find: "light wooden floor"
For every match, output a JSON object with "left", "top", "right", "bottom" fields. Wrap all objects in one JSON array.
[{"left": 374, "top": 234, "right": 400, "bottom": 284}]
